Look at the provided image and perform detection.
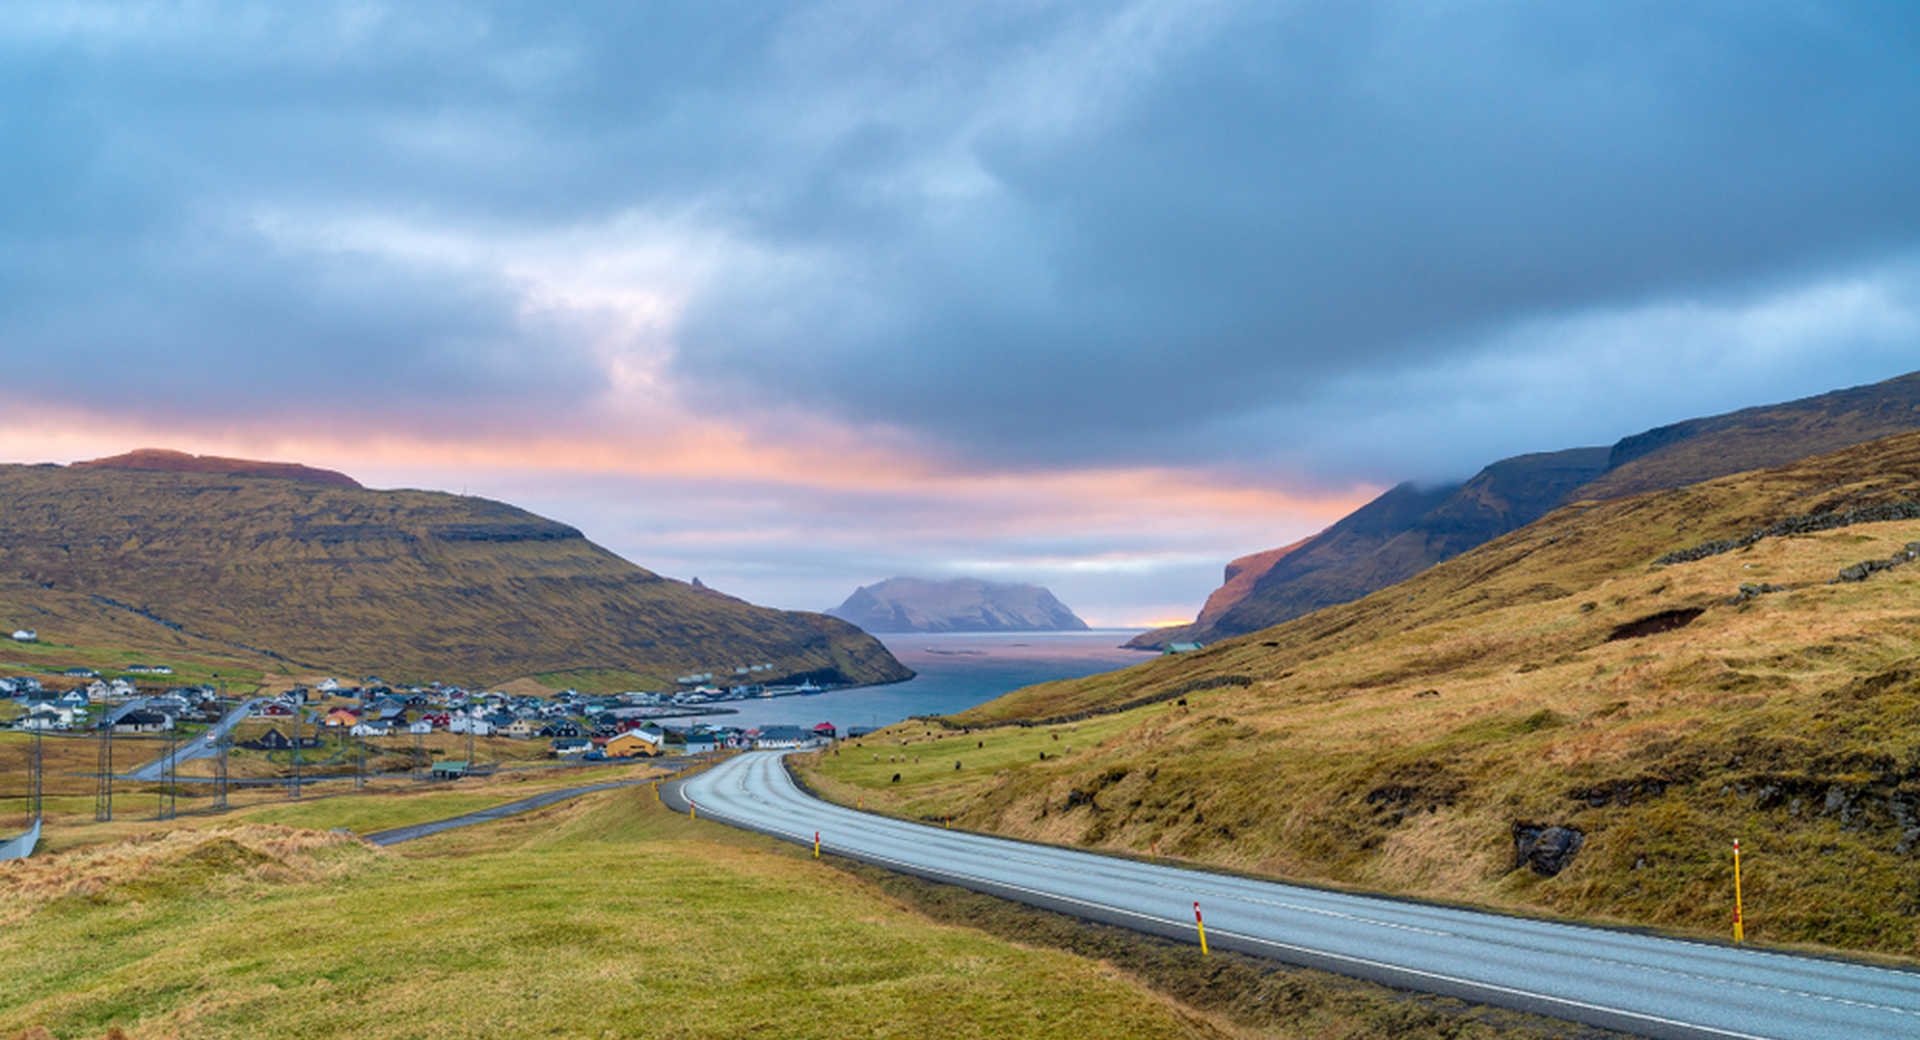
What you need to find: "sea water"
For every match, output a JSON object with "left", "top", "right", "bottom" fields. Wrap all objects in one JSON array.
[{"left": 715, "top": 630, "right": 1149, "bottom": 732}]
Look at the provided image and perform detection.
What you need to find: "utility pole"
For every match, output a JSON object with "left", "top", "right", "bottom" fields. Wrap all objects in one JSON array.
[
  {"left": 163, "top": 724, "right": 178, "bottom": 820},
  {"left": 414, "top": 727, "right": 425, "bottom": 778},
  {"left": 94, "top": 720, "right": 113, "bottom": 822},
  {"left": 290, "top": 707, "right": 304, "bottom": 800},
  {"left": 214, "top": 736, "right": 229, "bottom": 811},
  {"left": 29, "top": 726, "right": 44, "bottom": 823},
  {"left": 356, "top": 740, "right": 367, "bottom": 788}
]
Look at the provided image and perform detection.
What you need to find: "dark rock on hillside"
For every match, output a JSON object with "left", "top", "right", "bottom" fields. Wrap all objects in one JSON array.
[
  {"left": 1137, "top": 370, "right": 1920, "bottom": 650},
  {"left": 1512, "top": 822, "right": 1584, "bottom": 877},
  {"left": 830, "top": 577, "right": 1088, "bottom": 633}
]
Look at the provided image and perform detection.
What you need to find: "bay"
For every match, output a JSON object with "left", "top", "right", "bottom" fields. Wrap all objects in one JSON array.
[{"left": 713, "top": 630, "right": 1149, "bottom": 732}]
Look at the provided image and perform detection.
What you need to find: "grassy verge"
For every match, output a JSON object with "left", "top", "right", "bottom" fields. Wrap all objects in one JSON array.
[{"left": 0, "top": 784, "right": 1224, "bottom": 1039}]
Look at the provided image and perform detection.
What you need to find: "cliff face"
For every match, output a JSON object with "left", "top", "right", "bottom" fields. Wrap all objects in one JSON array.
[
  {"left": 829, "top": 577, "right": 1089, "bottom": 633},
  {"left": 0, "top": 459, "right": 911, "bottom": 688},
  {"left": 1133, "top": 370, "right": 1920, "bottom": 649}
]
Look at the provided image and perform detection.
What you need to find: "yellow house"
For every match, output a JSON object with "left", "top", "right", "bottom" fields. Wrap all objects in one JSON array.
[{"left": 604, "top": 731, "right": 660, "bottom": 758}]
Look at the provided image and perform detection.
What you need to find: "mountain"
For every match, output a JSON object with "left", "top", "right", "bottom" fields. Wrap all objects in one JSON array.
[
  {"left": 828, "top": 577, "right": 1089, "bottom": 633},
  {"left": 0, "top": 456, "right": 911, "bottom": 689},
  {"left": 71, "top": 448, "right": 362, "bottom": 489},
  {"left": 1129, "top": 369, "right": 1920, "bottom": 649},
  {"left": 833, "top": 427, "right": 1920, "bottom": 957}
]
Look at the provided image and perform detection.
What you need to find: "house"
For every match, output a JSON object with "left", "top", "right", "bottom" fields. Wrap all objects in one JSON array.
[
  {"left": 504, "top": 717, "right": 542, "bottom": 740},
  {"left": 62, "top": 667, "right": 99, "bottom": 678},
  {"left": 1164, "top": 641, "right": 1205, "bottom": 654},
  {"left": 408, "top": 719, "right": 434, "bottom": 735},
  {"left": 811, "top": 722, "right": 837, "bottom": 741},
  {"left": 113, "top": 709, "right": 172, "bottom": 733},
  {"left": 9, "top": 629, "right": 35, "bottom": 642},
  {"left": 750, "top": 725, "right": 816, "bottom": 749},
  {"left": 449, "top": 717, "right": 494, "bottom": 736},
  {"left": 258, "top": 701, "right": 296, "bottom": 718},
  {"left": 603, "top": 731, "right": 661, "bottom": 758},
  {"left": 549, "top": 737, "right": 592, "bottom": 756},
  {"left": 350, "top": 721, "right": 393, "bottom": 737},
  {"left": 538, "top": 720, "right": 582, "bottom": 739},
  {"left": 317, "top": 678, "right": 341, "bottom": 693},
  {"left": 240, "top": 727, "right": 294, "bottom": 751},
  {"left": 18, "top": 709, "right": 68, "bottom": 731},
  {"left": 431, "top": 760, "right": 469, "bottom": 780},
  {"left": 322, "top": 708, "right": 361, "bottom": 728}
]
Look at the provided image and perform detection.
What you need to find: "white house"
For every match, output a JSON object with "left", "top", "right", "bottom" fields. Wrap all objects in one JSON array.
[
  {"left": 350, "top": 721, "right": 392, "bottom": 737},
  {"left": 317, "top": 677, "right": 341, "bottom": 693},
  {"left": 409, "top": 719, "right": 434, "bottom": 735},
  {"left": 449, "top": 716, "right": 494, "bottom": 736},
  {"left": 9, "top": 629, "right": 35, "bottom": 642}
]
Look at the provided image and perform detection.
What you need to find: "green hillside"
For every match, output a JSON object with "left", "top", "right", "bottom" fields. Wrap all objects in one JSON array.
[{"left": 0, "top": 460, "right": 909, "bottom": 689}]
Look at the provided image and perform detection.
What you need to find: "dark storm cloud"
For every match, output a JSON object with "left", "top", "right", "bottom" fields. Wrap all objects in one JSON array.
[
  {"left": 4, "top": 1, "right": 1918, "bottom": 481},
  {"left": 672, "top": 0, "right": 1920, "bottom": 478}
]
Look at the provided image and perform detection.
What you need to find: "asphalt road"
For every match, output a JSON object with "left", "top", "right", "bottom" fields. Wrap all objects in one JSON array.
[
  {"left": 125, "top": 699, "right": 264, "bottom": 781},
  {"left": 664, "top": 751, "right": 1920, "bottom": 1040},
  {"left": 363, "top": 764, "right": 688, "bottom": 846}
]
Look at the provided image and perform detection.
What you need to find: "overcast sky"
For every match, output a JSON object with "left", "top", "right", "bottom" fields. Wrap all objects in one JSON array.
[{"left": 3, "top": 1, "right": 1918, "bottom": 625}]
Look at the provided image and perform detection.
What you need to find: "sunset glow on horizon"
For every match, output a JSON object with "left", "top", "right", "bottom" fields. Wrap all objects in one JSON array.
[{"left": 4, "top": 2, "right": 1916, "bottom": 624}]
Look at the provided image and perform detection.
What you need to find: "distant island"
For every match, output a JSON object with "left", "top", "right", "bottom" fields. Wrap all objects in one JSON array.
[{"left": 828, "top": 577, "right": 1089, "bottom": 633}]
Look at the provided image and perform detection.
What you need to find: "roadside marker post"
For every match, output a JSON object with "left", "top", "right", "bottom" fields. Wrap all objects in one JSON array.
[
  {"left": 814, "top": 830, "right": 821, "bottom": 858},
  {"left": 1733, "top": 839, "right": 1746, "bottom": 943},
  {"left": 690, "top": 798, "right": 697, "bottom": 821},
  {"left": 1194, "top": 901, "right": 1209, "bottom": 955}
]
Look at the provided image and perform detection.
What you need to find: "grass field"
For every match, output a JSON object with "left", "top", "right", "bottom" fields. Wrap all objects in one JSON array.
[
  {"left": 800, "top": 433, "right": 1920, "bottom": 960},
  {"left": 0, "top": 780, "right": 1224, "bottom": 1039},
  {"left": 0, "top": 754, "right": 1608, "bottom": 1040}
]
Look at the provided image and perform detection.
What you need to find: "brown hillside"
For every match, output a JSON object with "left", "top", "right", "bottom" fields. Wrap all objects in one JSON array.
[
  {"left": 73, "top": 448, "right": 362, "bottom": 489},
  {"left": 1141, "top": 370, "right": 1920, "bottom": 650},
  {"left": 807, "top": 429, "right": 1920, "bottom": 957},
  {"left": 0, "top": 463, "right": 909, "bottom": 689}
]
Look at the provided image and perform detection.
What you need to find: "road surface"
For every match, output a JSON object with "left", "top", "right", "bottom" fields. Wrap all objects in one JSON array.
[
  {"left": 125, "top": 699, "right": 263, "bottom": 781},
  {"left": 363, "top": 771, "right": 678, "bottom": 846},
  {"left": 664, "top": 751, "right": 1920, "bottom": 1040}
]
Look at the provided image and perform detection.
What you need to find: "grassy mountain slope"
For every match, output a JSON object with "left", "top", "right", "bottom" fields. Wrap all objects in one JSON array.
[
  {"left": 1132, "top": 370, "right": 1920, "bottom": 650},
  {"left": 806, "top": 429, "right": 1920, "bottom": 956},
  {"left": 0, "top": 462, "right": 909, "bottom": 689}
]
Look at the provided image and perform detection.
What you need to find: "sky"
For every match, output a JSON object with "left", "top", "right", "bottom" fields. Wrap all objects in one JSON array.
[{"left": 3, "top": 2, "right": 1918, "bottom": 627}]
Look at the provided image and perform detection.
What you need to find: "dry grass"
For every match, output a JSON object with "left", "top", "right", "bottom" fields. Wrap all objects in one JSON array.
[
  {"left": 804, "top": 431, "right": 1920, "bottom": 958},
  {"left": 0, "top": 785, "right": 1225, "bottom": 1040}
]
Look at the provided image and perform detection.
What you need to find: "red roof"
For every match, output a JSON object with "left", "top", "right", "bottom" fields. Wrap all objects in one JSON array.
[{"left": 811, "top": 722, "right": 835, "bottom": 732}]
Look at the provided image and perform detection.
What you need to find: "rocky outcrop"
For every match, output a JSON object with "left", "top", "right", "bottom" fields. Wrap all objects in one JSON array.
[
  {"left": 829, "top": 577, "right": 1088, "bottom": 633},
  {"left": 1512, "top": 822, "right": 1584, "bottom": 876}
]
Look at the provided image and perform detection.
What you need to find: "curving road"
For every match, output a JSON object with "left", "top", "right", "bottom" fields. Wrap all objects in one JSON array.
[
  {"left": 125, "top": 699, "right": 264, "bottom": 781},
  {"left": 665, "top": 752, "right": 1920, "bottom": 1040}
]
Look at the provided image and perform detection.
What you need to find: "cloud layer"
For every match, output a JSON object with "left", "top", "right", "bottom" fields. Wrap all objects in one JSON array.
[{"left": 3, "top": 2, "right": 1918, "bottom": 621}]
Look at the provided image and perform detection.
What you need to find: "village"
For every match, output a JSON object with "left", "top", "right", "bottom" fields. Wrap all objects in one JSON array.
[{"left": 1, "top": 630, "right": 846, "bottom": 774}]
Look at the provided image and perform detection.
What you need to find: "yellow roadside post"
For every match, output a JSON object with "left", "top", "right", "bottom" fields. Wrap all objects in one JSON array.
[
  {"left": 814, "top": 830, "right": 821, "bottom": 858},
  {"left": 1193, "top": 902, "right": 1209, "bottom": 955},
  {"left": 690, "top": 798, "right": 697, "bottom": 821},
  {"left": 1733, "top": 839, "right": 1746, "bottom": 943}
]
